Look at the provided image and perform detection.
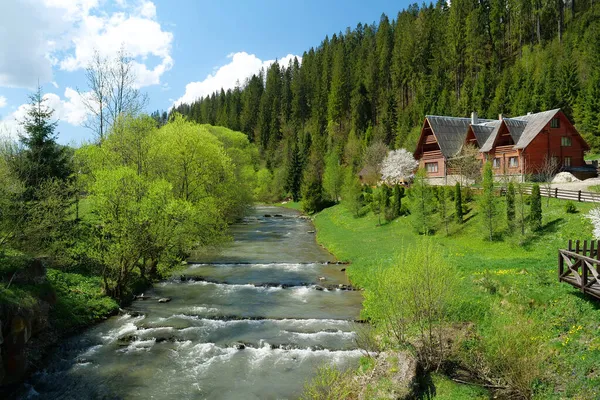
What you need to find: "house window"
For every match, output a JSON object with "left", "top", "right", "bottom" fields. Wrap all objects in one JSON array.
[
  {"left": 551, "top": 118, "right": 560, "bottom": 128},
  {"left": 561, "top": 136, "right": 572, "bottom": 147},
  {"left": 492, "top": 158, "right": 501, "bottom": 169},
  {"left": 425, "top": 162, "right": 438, "bottom": 173},
  {"left": 509, "top": 157, "right": 519, "bottom": 168},
  {"left": 564, "top": 156, "right": 572, "bottom": 167}
]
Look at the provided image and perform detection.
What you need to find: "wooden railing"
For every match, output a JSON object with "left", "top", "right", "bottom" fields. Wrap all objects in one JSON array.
[
  {"left": 559, "top": 240, "right": 600, "bottom": 299},
  {"left": 498, "top": 186, "right": 600, "bottom": 203}
]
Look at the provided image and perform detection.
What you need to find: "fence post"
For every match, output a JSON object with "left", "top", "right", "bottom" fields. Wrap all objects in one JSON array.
[
  {"left": 559, "top": 251, "right": 564, "bottom": 281},
  {"left": 555, "top": 188, "right": 558, "bottom": 198},
  {"left": 578, "top": 190, "right": 582, "bottom": 202}
]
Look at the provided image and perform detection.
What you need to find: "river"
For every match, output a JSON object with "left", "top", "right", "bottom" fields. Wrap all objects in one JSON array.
[{"left": 21, "top": 206, "right": 364, "bottom": 399}]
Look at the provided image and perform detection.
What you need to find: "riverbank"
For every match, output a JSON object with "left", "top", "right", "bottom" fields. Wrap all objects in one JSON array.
[
  {"left": 0, "top": 258, "right": 119, "bottom": 393},
  {"left": 285, "top": 198, "right": 600, "bottom": 398}
]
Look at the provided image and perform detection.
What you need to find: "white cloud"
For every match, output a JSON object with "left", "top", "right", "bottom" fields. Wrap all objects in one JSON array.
[
  {"left": 0, "top": 0, "right": 173, "bottom": 89},
  {"left": 0, "top": 96, "right": 7, "bottom": 108},
  {"left": 0, "top": 88, "right": 90, "bottom": 139},
  {"left": 173, "top": 52, "right": 301, "bottom": 107}
]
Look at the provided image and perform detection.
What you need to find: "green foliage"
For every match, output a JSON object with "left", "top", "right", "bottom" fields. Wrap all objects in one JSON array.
[
  {"left": 46, "top": 268, "right": 119, "bottom": 331},
  {"left": 438, "top": 186, "right": 452, "bottom": 235},
  {"left": 530, "top": 184, "right": 543, "bottom": 231},
  {"left": 341, "top": 170, "right": 363, "bottom": 217},
  {"left": 313, "top": 197, "right": 600, "bottom": 398},
  {"left": 454, "top": 182, "right": 463, "bottom": 224},
  {"left": 323, "top": 152, "right": 345, "bottom": 202},
  {"left": 479, "top": 162, "right": 497, "bottom": 241},
  {"left": 364, "top": 239, "right": 457, "bottom": 369},
  {"left": 392, "top": 184, "right": 406, "bottom": 218},
  {"left": 300, "top": 364, "right": 354, "bottom": 400},
  {"left": 506, "top": 182, "right": 516, "bottom": 233},
  {"left": 409, "top": 169, "right": 434, "bottom": 235},
  {"left": 565, "top": 200, "right": 577, "bottom": 214},
  {"left": 16, "top": 86, "right": 72, "bottom": 199}
]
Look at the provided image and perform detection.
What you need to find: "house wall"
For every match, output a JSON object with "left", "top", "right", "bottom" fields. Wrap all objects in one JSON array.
[
  {"left": 485, "top": 147, "right": 522, "bottom": 175},
  {"left": 419, "top": 151, "right": 446, "bottom": 177},
  {"left": 522, "top": 113, "right": 587, "bottom": 174}
]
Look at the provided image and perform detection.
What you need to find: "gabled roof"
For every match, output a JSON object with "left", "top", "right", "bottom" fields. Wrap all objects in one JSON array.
[
  {"left": 470, "top": 123, "right": 496, "bottom": 147},
  {"left": 511, "top": 109, "right": 561, "bottom": 149},
  {"left": 425, "top": 116, "right": 494, "bottom": 158},
  {"left": 478, "top": 121, "right": 502, "bottom": 152}
]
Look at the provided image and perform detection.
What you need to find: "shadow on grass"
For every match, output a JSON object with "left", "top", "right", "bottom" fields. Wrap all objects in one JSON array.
[
  {"left": 520, "top": 218, "right": 564, "bottom": 249},
  {"left": 415, "top": 371, "right": 436, "bottom": 399}
]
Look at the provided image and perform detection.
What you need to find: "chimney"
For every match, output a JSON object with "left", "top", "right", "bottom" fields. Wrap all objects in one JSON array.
[
  {"left": 471, "top": 111, "right": 478, "bottom": 125},
  {"left": 498, "top": 113, "right": 504, "bottom": 121}
]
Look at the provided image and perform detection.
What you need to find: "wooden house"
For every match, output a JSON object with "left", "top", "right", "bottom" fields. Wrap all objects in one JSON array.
[{"left": 414, "top": 109, "right": 592, "bottom": 179}]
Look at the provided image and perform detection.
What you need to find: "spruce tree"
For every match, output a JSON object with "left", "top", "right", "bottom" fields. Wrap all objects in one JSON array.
[
  {"left": 529, "top": 184, "right": 543, "bottom": 231},
  {"left": 506, "top": 182, "right": 516, "bottom": 233},
  {"left": 18, "top": 86, "right": 71, "bottom": 199},
  {"left": 410, "top": 169, "right": 434, "bottom": 235},
  {"left": 454, "top": 182, "right": 463, "bottom": 224},
  {"left": 393, "top": 184, "right": 405, "bottom": 217},
  {"left": 286, "top": 141, "right": 303, "bottom": 202},
  {"left": 479, "top": 162, "right": 497, "bottom": 241}
]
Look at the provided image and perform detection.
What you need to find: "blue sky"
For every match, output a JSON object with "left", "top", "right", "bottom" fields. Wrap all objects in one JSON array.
[{"left": 0, "top": 0, "right": 411, "bottom": 145}]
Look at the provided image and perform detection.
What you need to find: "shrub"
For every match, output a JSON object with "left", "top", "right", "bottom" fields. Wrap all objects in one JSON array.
[
  {"left": 564, "top": 200, "right": 577, "bottom": 214},
  {"left": 363, "top": 239, "right": 457, "bottom": 370},
  {"left": 300, "top": 364, "right": 355, "bottom": 400},
  {"left": 529, "top": 184, "right": 542, "bottom": 231},
  {"left": 455, "top": 182, "right": 463, "bottom": 224}
]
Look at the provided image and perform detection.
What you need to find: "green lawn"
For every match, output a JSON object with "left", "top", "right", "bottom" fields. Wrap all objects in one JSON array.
[{"left": 313, "top": 196, "right": 600, "bottom": 399}]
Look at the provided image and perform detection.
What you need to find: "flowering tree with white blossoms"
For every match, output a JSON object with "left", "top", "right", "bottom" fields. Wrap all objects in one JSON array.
[
  {"left": 586, "top": 207, "right": 600, "bottom": 239},
  {"left": 380, "top": 149, "right": 419, "bottom": 185}
]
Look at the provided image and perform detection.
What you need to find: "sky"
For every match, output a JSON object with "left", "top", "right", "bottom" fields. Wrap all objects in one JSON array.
[{"left": 0, "top": 0, "right": 411, "bottom": 145}]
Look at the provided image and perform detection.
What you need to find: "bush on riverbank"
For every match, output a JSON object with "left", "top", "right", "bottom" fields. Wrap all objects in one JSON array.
[{"left": 310, "top": 196, "right": 600, "bottom": 399}]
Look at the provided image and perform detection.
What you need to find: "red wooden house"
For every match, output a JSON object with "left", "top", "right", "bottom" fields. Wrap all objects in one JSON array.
[{"left": 414, "top": 109, "right": 592, "bottom": 179}]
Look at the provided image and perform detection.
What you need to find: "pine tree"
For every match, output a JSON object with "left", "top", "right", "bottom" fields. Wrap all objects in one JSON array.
[
  {"left": 479, "top": 162, "right": 497, "bottom": 241},
  {"left": 285, "top": 140, "right": 303, "bottom": 201},
  {"left": 410, "top": 169, "right": 434, "bottom": 235},
  {"left": 393, "top": 184, "right": 405, "bottom": 218},
  {"left": 455, "top": 182, "right": 463, "bottom": 224},
  {"left": 506, "top": 182, "right": 516, "bottom": 233},
  {"left": 342, "top": 170, "right": 363, "bottom": 217},
  {"left": 439, "top": 186, "right": 451, "bottom": 235},
  {"left": 18, "top": 86, "right": 71, "bottom": 199},
  {"left": 529, "top": 183, "right": 543, "bottom": 231}
]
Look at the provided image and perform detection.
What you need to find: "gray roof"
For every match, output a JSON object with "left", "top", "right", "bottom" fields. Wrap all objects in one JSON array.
[
  {"left": 426, "top": 109, "right": 563, "bottom": 157},
  {"left": 425, "top": 116, "right": 494, "bottom": 158},
  {"left": 470, "top": 123, "right": 496, "bottom": 147},
  {"left": 478, "top": 121, "right": 502, "bottom": 152},
  {"left": 512, "top": 109, "right": 560, "bottom": 149}
]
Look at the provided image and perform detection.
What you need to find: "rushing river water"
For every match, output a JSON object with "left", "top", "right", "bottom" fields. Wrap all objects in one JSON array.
[{"left": 22, "top": 206, "right": 364, "bottom": 399}]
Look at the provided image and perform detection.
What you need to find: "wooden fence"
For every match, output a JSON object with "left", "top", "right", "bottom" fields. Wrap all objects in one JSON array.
[
  {"left": 497, "top": 185, "right": 600, "bottom": 203},
  {"left": 559, "top": 240, "right": 600, "bottom": 299}
]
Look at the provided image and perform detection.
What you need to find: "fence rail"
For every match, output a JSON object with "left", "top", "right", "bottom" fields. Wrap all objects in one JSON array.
[
  {"left": 559, "top": 240, "right": 600, "bottom": 299},
  {"left": 497, "top": 185, "right": 600, "bottom": 203}
]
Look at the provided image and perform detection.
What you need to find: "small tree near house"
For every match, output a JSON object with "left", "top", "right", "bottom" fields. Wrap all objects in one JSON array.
[
  {"left": 454, "top": 182, "right": 463, "bottom": 224},
  {"left": 506, "top": 182, "right": 516, "bottom": 233},
  {"left": 537, "top": 155, "right": 560, "bottom": 206},
  {"left": 448, "top": 143, "right": 481, "bottom": 185},
  {"left": 530, "top": 184, "right": 543, "bottom": 231},
  {"left": 380, "top": 148, "right": 419, "bottom": 185},
  {"left": 479, "top": 161, "right": 497, "bottom": 241}
]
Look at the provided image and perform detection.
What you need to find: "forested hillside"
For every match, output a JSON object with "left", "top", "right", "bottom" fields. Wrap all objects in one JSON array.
[{"left": 173, "top": 1, "right": 600, "bottom": 204}]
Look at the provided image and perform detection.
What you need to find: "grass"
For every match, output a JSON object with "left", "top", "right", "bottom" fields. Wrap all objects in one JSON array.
[
  {"left": 429, "top": 373, "right": 488, "bottom": 399},
  {"left": 584, "top": 152, "right": 600, "bottom": 161},
  {"left": 588, "top": 185, "right": 600, "bottom": 193},
  {"left": 312, "top": 195, "right": 600, "bottom": 399},
  {"left": 276, "top": 201, "right": 303, "bottom": 211}
]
